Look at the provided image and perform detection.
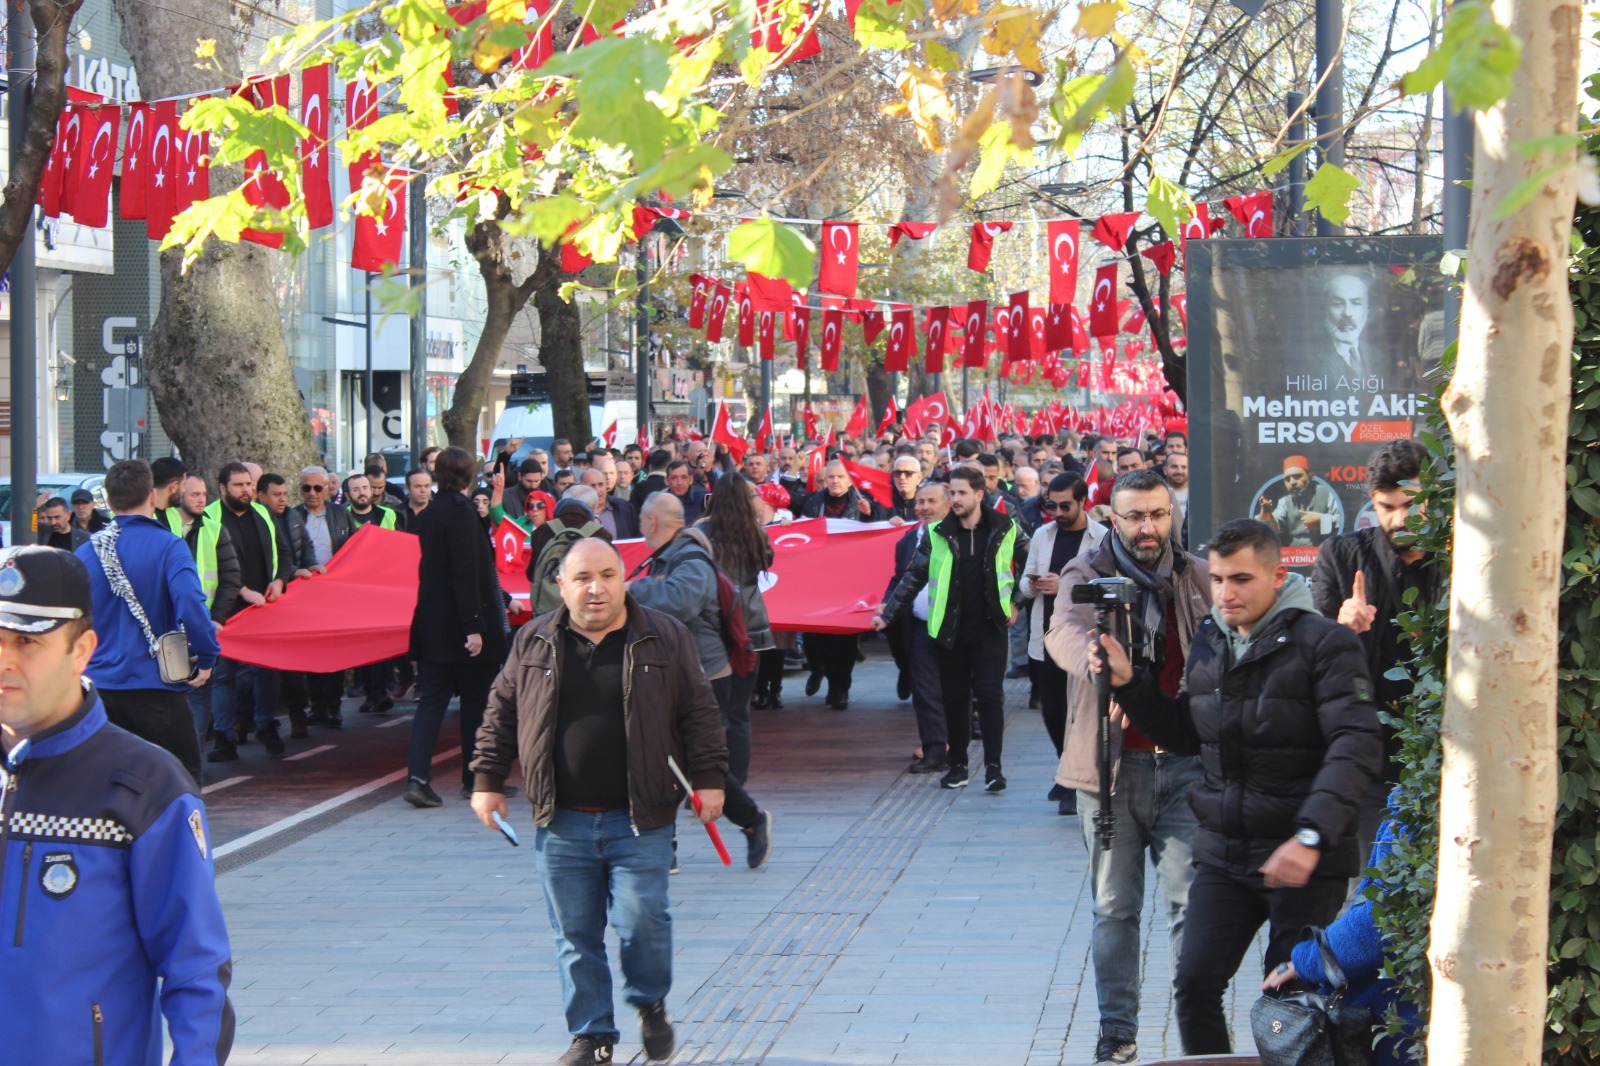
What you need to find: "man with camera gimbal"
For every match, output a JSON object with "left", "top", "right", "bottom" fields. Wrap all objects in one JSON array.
[
  {"left": 1087, "top": 517, "right": 1383, "bottom": 1057},
  {"left": 1044, "top": 467, "right": 1211, "bottom": 1066}
]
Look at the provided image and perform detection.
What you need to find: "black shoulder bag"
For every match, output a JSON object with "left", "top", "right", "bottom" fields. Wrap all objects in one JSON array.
[{"left": 1251, "top": 927, "right": 1375, "bottom": 1066}]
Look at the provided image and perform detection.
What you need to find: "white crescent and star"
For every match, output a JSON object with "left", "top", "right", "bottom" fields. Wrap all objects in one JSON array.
[
  {"left": 829, "top": 223, "right": 854, "bottom": 266},
  {"left": 86, "top": 120, "right": 113, "bottom": 180},
  {"left": 1249, "top": 208, "right": 1267, "bottom": 236},
  {"left": 303, "top": 94, "right": 325, "bottom": 167},
  {"left": 981, "top": 222, "right": 1008, "bottom": 238},
  {"left": 1053, "top": 232, "right": 1077, "bottom": 272},
  {"left": 824, "top": 321, "right": 839, "bottom": 349},
  {"left": 125, "top": 109, "right": 145, "bottom": 173},
  {"left": 1093, "top": 277, "right": 1112, "bottom": 310},
  {"left": 61, "top": 111, "right": 81, "bottom": 174},
  {"left": 150, "top": 123, "right": 171, "bottom": 188}
]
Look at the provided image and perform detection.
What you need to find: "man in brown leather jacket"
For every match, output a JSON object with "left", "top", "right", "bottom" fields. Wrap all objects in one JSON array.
[{"left": 470, "top": 538, "right": 726, "bottom": 1066}]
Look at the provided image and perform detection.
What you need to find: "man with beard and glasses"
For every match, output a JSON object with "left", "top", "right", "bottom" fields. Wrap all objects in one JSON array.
[
  {"left": 1043, "top": 467, "right": 1211, "bottom": 1066},
  {"left": 1018, "top": 473, "right": 1106, "bottom": 815},
  {"left": 1257, "top": 456, "right": 1341, "bottom": 547},
  {"left": 1311, "top": 439, "right": 1441, "bottom": 850}
]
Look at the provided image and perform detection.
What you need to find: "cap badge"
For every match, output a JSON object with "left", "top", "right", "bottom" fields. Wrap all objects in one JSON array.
[{"left": 0, "top": 563, "right": 26, "bottom": 597}]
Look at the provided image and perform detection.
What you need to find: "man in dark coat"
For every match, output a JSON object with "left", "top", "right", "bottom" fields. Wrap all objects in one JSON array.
[
  {"left": 1092, "top": 518, "right": 1383, "bottom": 1056},
  {"left": 36, "top": 497, "right": 89, "bottom": 551}
]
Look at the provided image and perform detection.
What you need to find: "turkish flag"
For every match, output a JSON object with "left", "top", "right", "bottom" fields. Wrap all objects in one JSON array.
[
  {"left": 560, "top": 227, "right": 594, "bottom": 273},
  {"left": 347, "top": 76, "right": 378, "bottom": 130},
  {"left": 819, "top": 221, "right": 859, "bottom": 296},
  {"left": 65, "top": 105, "right": 119, "bottom": 228},
  {"left": 144, "top": 100, "right": 180, "bottom": 241},
  {"left": 806, "top": 431, "right": 830, "bottom": 490},
  {"left": 494, "top": 518, "right": 531, "bottom": 578},
  {"left": 862, "top": 308, "right": 886, "bottom": 345},
  {"left": 747, "top": 272, "right": 792, "bottom": 313},
  {"left": 39, "top": 104, "right": 85, "bottom": 219},
  {"left": 1141, "top": 241, "right": 1176, "bottom": 276},
  {"left": 172, "top": 102, "right": 209, "bottom": 217},
  {"left": 120, "top": 103, "right": 152, "bottom": 220},
  {"left": 888, "top": 221, "right": 937, "bottom": 248},
  {"left": 875, "top": 397, "right": 899, "bottom": 437},
  {"left": 962, "top": 300, "right": 988, "bottom": 368},
  {"left": 351, "top": 168, "right": 407, "bottom": 272},
  {"left": 1026, "top": 305, "right": 1047, "bottom": 361},
  {"left": 819, "top": 303, "right": 843, "bottom": 370},
  {"left": 1045, "top": 302, "right": 1073, "bottom": 353},
  {"left": 689, "top": 274, "right": 712, "bottom": 328},
  {"left": 301, "top": 65, "right": 334, "bottom": 229},
  {"left": 711, "top": 402, "right": 749, "bottom": 462},
  {"left": 1076, "top": 359, "right": 1092, "bottom": 388},
  {"left": 1180, "top": 203, "right": 1226, "bottom": 266},
  {"left": 844, "top": 394, "right": 869, "bottom": 438},
  {"left": 1089, "top": 262, "right": 1119, "bottom": 337},
  {"left": 885, "top": 305, "right": 914, "bottom": 372},
  {"left": 241, "top": 76, "right": 291, "bottom": 248},
  {"left": 790, "top": 294, "right": 811, "bottom": 366},
  {"left": 736, "top": 286, "right": 755, "bottom": 346},
  {"left": 1172, "top": 292, "right": 1188, "bottom": 330},
  {"left": 1090, "top": 211, "right": 1140, "bottom": 252},
  {"left": 1048, "top": 218, "right": 1081, "bottom": 304},
  {"left": 706, "top": 283, "right": 731, "bottom": 342},
  {"left": 754, "top": 0, "right": 822, "bottom": 65},
  {"left": 923, "top": 305, "right": 950, "bottom": 374},
  {"left": 601, "top": 420, "right": 619, "bottom": 447},
  {"left": 1223, "top": 190, "right": 1274, "bottom": 237},
  {"left": 844, "top": 459, "right": 895, "bottom": 509},
  {"left": 967, "top": 220, "right": 1013, "bottom": 271},
  {"left": 1007, "top": 291, "right": 1030, "bottom": 364},
  {"left": 757, "top": 310, "right": 777, "bottom": 361},
  {"left": 754, "top": 406, "right": 774, "bottom": 453}
]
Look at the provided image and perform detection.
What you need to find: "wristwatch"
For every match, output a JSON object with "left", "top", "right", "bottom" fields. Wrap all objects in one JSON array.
[{"left": 1294, "top": 827, "right": 1323, "bottom": 850}]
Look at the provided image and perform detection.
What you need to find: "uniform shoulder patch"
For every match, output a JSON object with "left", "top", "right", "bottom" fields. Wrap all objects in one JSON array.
[{"left": 188, "top": 809, "right": 209, "bottom": 860}]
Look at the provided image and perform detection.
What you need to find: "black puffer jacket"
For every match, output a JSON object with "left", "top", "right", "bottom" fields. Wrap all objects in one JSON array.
[{"left": 1113, "top": 593, "right": 1384, "bottom": 878}]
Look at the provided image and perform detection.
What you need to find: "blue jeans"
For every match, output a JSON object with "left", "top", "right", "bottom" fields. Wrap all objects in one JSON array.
[
  {"left": 1075, "top": 751, "right": 1201, "bottom": 1043},
  {"left": 188, "top": 679, "right": 213, "bottom": 743},
  {"left": 210, "top": 657, "right": 280, "bottom": 734},
  {"left": 537, "top": 808, "right": 674, "bottom": 1042}
]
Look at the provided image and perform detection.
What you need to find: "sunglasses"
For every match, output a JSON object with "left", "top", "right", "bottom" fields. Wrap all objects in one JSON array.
[{"left": 299, "top": 484, "right": 327, "bottom": 493}]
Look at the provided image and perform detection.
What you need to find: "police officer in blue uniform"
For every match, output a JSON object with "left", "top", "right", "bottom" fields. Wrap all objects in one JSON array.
[{"left": 0, "top": 545, "right": 236, "bottom": 1065}]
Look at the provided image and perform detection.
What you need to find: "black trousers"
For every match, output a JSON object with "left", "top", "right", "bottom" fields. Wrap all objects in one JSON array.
[
  {"left": 307, "top": 672, "right": 345, "bottom": 719},
  {"left": 755, "top": 648, "right": 785, "bottom": 697},
  {"left": 408, "top": 658, "right": 500, "bottom": 790},
  {"left": 710, "top": 675, "right": 762, "bottom": 829},
  {"left": 937, "top": 625, "right": 1007, "bottom": 768},
  {"left": 1174, "top": 862, "right": 1349, "bottom": 1054},
  {"left": 1031, "top": 654, "right": 1069, "bottom": 757},
  {"left": 804, "top": 632, "right": 858, "bottom": 698},
  {"left": 100, "top": 687, "right": 203, "bottom": 787}
]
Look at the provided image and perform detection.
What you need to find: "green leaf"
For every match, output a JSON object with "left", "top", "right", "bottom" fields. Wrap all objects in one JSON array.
[
  {"left": 1516, "top": 133, "right": 1586, "bottom": 158},
  {"left": 1491, "top": 163, "right": 1568, "bottom": 220},
  {"left": 1303, "top": 163, "right": 1361, "bottom": 226},
  {"left": 853, "top": 0, "right": 918, "bottom": 51},
  {"left": 1144, "top": 174, "right": 1193, "bottom": 243},
  {"left": 638, "top": 142, "right": 732, "bottom": 200},
  {"left": 500, "top": 193, "right": 590, "bottom": 245},
  {"left": 926, "top": 40, "right": 959, "bottom": 72},
  {"left": 726, "top": 218, "right": 816, "bottom": 288},
  {"left": 1050, "top": 54, "right": 1134, "bottom": 156},
  {"left": 1400, "top": 0, "right": 1522, "bottom": 111},
  {"left": 1261, "top": 141, "right": 1313, "bottom": 179},
  {"left": 972, "top": 122, "right": 1014, "bottom": 197}
]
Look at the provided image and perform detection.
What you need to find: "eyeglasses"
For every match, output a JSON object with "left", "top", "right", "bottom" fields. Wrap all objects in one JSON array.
[
  {"left": 1040, "top": 498, "right": 1073, "bottom": 512},
  {"left": 531, "top": 502, "right": 547, "bottom": 510},
  {"left": 1114, "top": 509, "right": 1172, "bottom": 527},
  {"left": 893, "top": 469, "right": 920, "bottom": 477},
  {"left": 299, "top": 484, "right": 326, "bottom": 493}
]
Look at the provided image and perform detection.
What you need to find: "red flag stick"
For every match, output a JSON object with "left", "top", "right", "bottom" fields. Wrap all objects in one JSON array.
[{"left": 667, "top": 755, "right": 733, "bottom": 866}]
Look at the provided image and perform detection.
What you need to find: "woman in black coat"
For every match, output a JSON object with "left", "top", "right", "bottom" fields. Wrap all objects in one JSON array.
[{"left": 404, "top": 447, "right": 520, "bottom": 807}]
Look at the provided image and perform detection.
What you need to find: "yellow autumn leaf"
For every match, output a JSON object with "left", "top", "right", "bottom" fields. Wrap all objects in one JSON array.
[
  {"left": 928, "top": 0, "right": 980, "bottom": 24},
  {"left": 882, "top": 65, "right": 959, "bottom": 151},
  {"left": 936, "top": 87, "right": 998, "bottom": 217},
  {"left": 1076, "top": 0, "right": 1126, "bottom": 38},
  {"left": 981, "top": 3, "right": 1050, "bottom": 73},
  {"left": 487, "top": 0, "right": 527, "bottom": 20},
  {"left": 996, "top": 68, "right": 1037, "bottom": 151}
]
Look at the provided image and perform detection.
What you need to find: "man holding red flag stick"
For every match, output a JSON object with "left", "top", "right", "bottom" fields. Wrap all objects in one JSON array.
[{"left": 471, "top": 538, "right": 727, "bottom": 1066}]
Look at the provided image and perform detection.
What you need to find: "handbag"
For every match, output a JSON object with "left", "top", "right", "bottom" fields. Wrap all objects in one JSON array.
[
  {"left": 90, "top": 524, "right": 196, "bottom": 684},
  {"left": 1251, "top": 927, "right": 1375, "bottom": 1066}
]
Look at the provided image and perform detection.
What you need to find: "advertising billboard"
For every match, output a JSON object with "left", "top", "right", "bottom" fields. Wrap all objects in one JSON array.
[{"left": 1186, "top": 236, "right": 1446, "bottom": 568}]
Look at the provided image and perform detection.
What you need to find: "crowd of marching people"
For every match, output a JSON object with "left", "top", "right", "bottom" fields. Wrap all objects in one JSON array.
[{"left": 0, "top": 416, "right": 1430, "bottom": 1066}]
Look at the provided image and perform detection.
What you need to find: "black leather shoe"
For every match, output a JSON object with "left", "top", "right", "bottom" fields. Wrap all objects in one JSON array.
[
  {"left": 827, "top": 695, "right": 849, "bottom": 710},
  {"left": 404, "top": 782, "right": 443, "bottom": 808},
  {"left": 804, "top": 671, "right": 823, "bottom": 697},
  {"left": 259, "top": 727, "right": 286, "bottom": 758},
  {"left": 908, "top": 754, "right": 949, "bottom": 775},
  {"left": 207, "top": 741, "right": 239, "bottom": 763},
  {"left": 638, "top": 1000, "right": 675, "bottom": 1061},
  {"left": 897, "top": 673, "right": 911, "bottom": 700}
]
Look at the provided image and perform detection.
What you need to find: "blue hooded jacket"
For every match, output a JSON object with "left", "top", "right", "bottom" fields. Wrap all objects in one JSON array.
[{"left": 0, "top": 685, "right": 235, "bottom": 1064}]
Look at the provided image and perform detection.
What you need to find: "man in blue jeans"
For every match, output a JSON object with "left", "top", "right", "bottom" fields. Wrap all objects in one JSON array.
[
  {"left": 1044, "top": 468, "right": 1213, "bottom": 1066},
  {"left": 471, "top": 539, "right": 727, "bottom": 1066}
]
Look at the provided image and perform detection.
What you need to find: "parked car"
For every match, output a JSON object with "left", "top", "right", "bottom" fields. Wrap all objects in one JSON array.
[{"left": 0, "top": 473, "right": 110, "bottom": 546}]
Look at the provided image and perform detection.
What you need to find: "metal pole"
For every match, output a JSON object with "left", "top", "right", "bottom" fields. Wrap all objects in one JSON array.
[
  {"left": 760, "top": 352, "right": 771, "bottom": 423},
  {"left": 635, "top": 243, "right": 650, "bottom": 444},
  {"left": 1314, "top": 0, "right": 1345, "bottom": 236},
  {"left": 1286, "top": 91, "right": 1308, "bottom": 236},
  {"left": 364, "top": 277, "right": 374, "bottom": 458},
  {"left": 1443, "top": 91, "right": 1473, "bottom": 346},
  {"left": 962, "top": 366, "right": 970, "bottom": 417},
  {"left": 407, "top": 179, "right": 427, "bottom": 466},
  {"left": 9, "top": 22, "right": 37, "bottom": 537}
]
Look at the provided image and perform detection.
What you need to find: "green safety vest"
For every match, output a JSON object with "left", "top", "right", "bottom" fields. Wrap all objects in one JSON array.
[
  {"left": 190, "top": 515, "right": 221, "bottom": 608},
  {"left": 352, "top": 506, "right": 397, "bottom": 531},
  {"left": 157, "top": 508, "right": 182, "bottom": 536},
  {"left": 204, "top": 499, "right": 279, "bottom": 579},
  {"left": 924, "top": 517, "right": 1018, "bottom": 642}
]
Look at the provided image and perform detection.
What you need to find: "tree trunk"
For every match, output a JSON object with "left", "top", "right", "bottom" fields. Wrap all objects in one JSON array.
[
  {"left": 114, "top": 0, "right": 317, "bottom": 482},
  {"left": 865, "top": 366, "right": 892, "bottom": 435},
  {"left": 1429, "top": 0, "right": 1579, "bottom": 1058},
  {"left": 0, "top": 0, "right": 88, "bottom": 274},
  {"left": 443, "top": 216, "right": 558, "bottom": 449},
  {"left": 535, "top": 282, "right": 591, "bottom": 444}
]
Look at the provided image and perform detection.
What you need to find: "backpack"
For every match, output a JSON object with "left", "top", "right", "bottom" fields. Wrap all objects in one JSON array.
[
  {"left": 528, "top": 518, "right": 604, "bottom": 614},
  {"left": 713, "top": 567, "right": 757, "bottom": 677}
]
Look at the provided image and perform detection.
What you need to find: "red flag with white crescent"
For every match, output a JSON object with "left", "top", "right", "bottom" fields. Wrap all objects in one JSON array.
[
  {"left": 885, "top": 305, "right": 914, "bottom": 372},
  {"left": 875, "top": 397, "right": 899, "bottom": 437},
  {"left": 711, "top": 402, "right": 749, "bottom": 462},
  {"left": 844, "top": 395, "right": 869, "bottom": 438},
  {"left": 39, "top": 104, "right": 84, "bottom": 219},
  {"left": 144, "top": 100, "right": 181, "bottom": 241},
  {"left": 351, "top": 168, "right": 408, "bottom": 272},
  {"left": 1141, "top": 241, "right": 1176, "bottom": 277},
  {"left": 66, "top": 104, "right": 119, "bottom": 228},
  {"left": 862, "top": 308, "right": 886, "bottom": 345},
  {"left": 923, "top": 305, "right": 949, "bottom": 374},
  {"left": 1090, "top": 211, "right": 1140, "bottom": 252},
  {"left": 888, "top": 221, "right": 937, "bottom": 248},
  {"left": 1223, "top": 191, "right": 1274, "bottom": 238},
  {"left": 1047, "top": 218, "right": 1080, "bottom": 304},
  {"left": 601, "top": 420, "right": 618, "bottom": 447},
  {"left": 757, "top": 310, "right": 777, "bottom": 361},
  {"left": 803, "top": 403, "right": 820, "bottom": 440},
  {"left": 1089, "top": 263, "right": 1119, "bottom": 338},
  {"left": 736, "top": 286, "right": 755, "bottom": 346},
  {"left": 844, "top": 459, "right": 895, "bottom": 509},
  {"left": 819, "top": 303, "right": 843, "bottom": 371},
  {"left": 967, "top": 220, "right": 1013, "bottom": 272},
  {"left": 963, "top": 301, "right": 988, "bottom": 368},
  {"left": 706, "top": 284, "right": 731, "bottom": 342},
  {"left": 747, "top": 272, "right": 792, "bottom": 312},
  {"left": 120, "top": 102, "right": 152, "bottom": 220},
  {"left": 754, "top": 407, "right": 774, "bottom": 453},
  {"left": 301, "top": 65, "right": 334, "bottom": 229},
  {"left": 1007, "top": 292, "right": 1031, "bottom": 365},
  {"left": 1026, "top": 305, "right": 1047, "bottom": 361},
  {"left": 819, "top": 221, "right": 860, "bottom": 297},
  {"left": 790, "top": 293, "right": 811, "bottom": 366},
  {"left": 689, "top": 274, "right": 711, "bottom": 329},
  {"left": 240, "top": 76, "right": 291, "bottom": 248},
  {"left": 173, "top": 101, "right": 210, "bottom": 217}
]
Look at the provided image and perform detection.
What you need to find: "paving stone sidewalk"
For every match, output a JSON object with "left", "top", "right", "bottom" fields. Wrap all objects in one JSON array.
[{"left": 216, "top": 650, "right": 1256, "bottom": 1065}]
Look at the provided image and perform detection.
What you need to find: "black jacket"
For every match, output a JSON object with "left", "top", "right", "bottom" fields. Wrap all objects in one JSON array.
[
  {"left": 631, "top": 473, "right": 668, "bottom": 511},
  {"left": 409, "top": 492, "right": 509, "bottom": 665},
  {"left": 880, "top": 504, "right": 1029, "bottom": 645},
  {"left": 601, "top": 496, "right": 640, "bottom": 539},
  {"left": 1310, "top": 527, "right": 1441, "bottom": 769},
  {"left": 888, "top": 493, "right": 918, "bottom": 522},
  {"left": 185, "top": 511, "right": 241, "bottom": 623},
  {"left": 292, "top": 502, "right": 358, "bottom": 560},
  {"left": 801, "top": 486, "right": 881, "bottom": 521},
  {"left": 275, "top": 508, "right": 315, "bottom": 572},
  {"left": 1113, "top": 603, "right": 1384, "bottom": 878},
  {"left": 36, "top": 526, "right": 90, "bottom": 551}
]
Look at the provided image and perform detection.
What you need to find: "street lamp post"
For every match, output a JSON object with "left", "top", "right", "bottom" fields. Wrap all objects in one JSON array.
[{"left": 323, "top": 278, "right": 375, "bottom": 460}]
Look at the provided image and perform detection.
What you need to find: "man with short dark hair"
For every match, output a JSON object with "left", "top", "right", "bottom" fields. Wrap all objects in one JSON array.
[
  {"left": 76, "top": 460, "right": 220, "bottom": 783},
  {"left": 150, "top": 456, "right": 187, "bottom": 534},
  {"left": 0, "top": 544, "right": 236, "bottom": 1064},
  {"left": 551, "top": 437, "right": 575, "bottom": 469},
  {"left": 345, "top": 473, "right": 398, "bottom": 529},
  {"left": 553, "top": 468, "right": 577, "bottom": 497},
  {"left": 36, "top": 497, "right": 87, "bottom": 551},
  {"left": 471, "top": 538, "right": 726, "bottom": 1066},
  {"left": 504, "top": 457, "right": 550, "bottom": 519},
  {"left": 69, "top": 488, "right": 110, "bottom": 533},
  {"left": 632, "top": 449, "right": 673, "bottom": 510},
  {"left": 662, "top": 460, "right": 708, "bottom": 525},
  {"left": 365, "top": 452, "right": 406, "bottom": 510},
  {"left": 581, "top": 467, "right": 638, "bottom": 539},
  {"left": 875, "top": 465, "right": 1028, "bottom": 791},
  {"left": 1091, "top": 518, "right": 1382, "bottom": 1056},
  {"left": 1311, "top": 439, "right": 1441, "bottom": 847},
  {"left": 1163, "top": 430, "right": 1188, "bottom": 456},
  {"left": 398, "top": 468, "right": 433, "bottom": 531}
]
